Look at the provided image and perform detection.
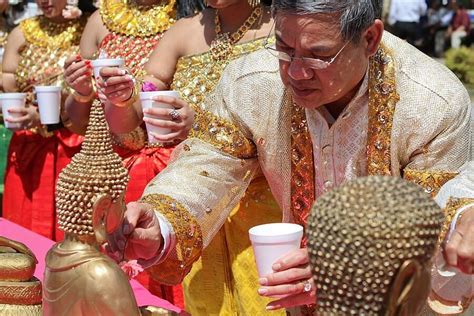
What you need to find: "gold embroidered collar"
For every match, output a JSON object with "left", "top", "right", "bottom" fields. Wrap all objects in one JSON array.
[
  {"left": 20, "top": 16, "right": 85, "bottom": 49},
  {"left": 100, "top": 0, "right": 176, "bottom": 37}
]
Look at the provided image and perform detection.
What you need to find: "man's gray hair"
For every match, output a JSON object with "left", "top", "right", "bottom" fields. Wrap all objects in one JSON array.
[{"left": 272, "top": 0, "right": 383, "bottom": 42}]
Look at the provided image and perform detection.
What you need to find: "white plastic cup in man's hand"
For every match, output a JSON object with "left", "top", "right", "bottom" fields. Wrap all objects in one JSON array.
[
  {"left": 91, "top": 58, "right": 125, "bottom": 79},
  {"left": 0, "top": 93, "right": 27, "bottom": 129},
  {"left": 249, "top": 223, "right": 304, "bottom": 278},
  {"left": 140, "top": 91, "right": 180, "bottom": 144},
  {"left": 35, "top": 86, "right": 61, "bottom": 124}
]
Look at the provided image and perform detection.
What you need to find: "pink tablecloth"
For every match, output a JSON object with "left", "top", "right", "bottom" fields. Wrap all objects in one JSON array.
[{"left": 0, "top": 217, "right": 181, "bottom": 313}]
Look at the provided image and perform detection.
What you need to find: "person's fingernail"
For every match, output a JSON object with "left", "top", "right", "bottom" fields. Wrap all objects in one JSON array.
[
  {"left": 272, "top": 263, "right": 281, "bottom": 271},
  {"left": 258, "top": 278, "right": 268, "bottom": 285},
  {"left": 118, "top": 240, "right": 126, "bottom": 250},
  {"left": 257, "top": 288, "right": 267, "bottom": 295},
  {"left": 120, "top": 69, "right": 127, "bottom": 75},
  {"left": 123, "top": 223, "right": 131, "bottom": 234},
  {"left": 266, "top": 305, "right": 278, "bottom": 311},
  {"left": 127, "top": 74, "right": 134, "bottom": 81},
  {"left": 85, "top": 60, "right": 91, "bottom": 65}
]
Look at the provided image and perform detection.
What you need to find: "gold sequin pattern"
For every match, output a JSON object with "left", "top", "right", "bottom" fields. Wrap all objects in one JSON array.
[
  {"left": 403, "top": 169, "right": 457, "bottom": 197},
  {"left": 141, "top": 194, "right": 203, "bottom": 285},
  {"left": 0, "top": 303, "right": 42, "bottom": 315},
  {"left": 15, "top": 18, "right": 84, "bottom": 92},
  {"left": 56, "top": 100, "right": 129, "bottom": 237},
  {"left": 307, "top": 176, "right": 443, "bottom": 315},
  {"left": 171, "top": 37, "right": 271, "bottom": 106},
  {"left": 290, "top": 101, "right": 314, "bottom": 245},
  {"left": 20, "top": 16, "right": 85, "bottom": 49},
  {"left": 100, "top": 0, "right": 175, "bottom": 37},
  {"left": 367, "top": 44, "right": 400, "bottom": 176}
]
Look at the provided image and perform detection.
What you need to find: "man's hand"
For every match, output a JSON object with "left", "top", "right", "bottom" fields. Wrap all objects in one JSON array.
[
  {"left": 108, "top": 202, "right": 162, "bottom": 263},
  {"left": 257, "top": 248, "right": 316, "bottom": 310},
  {"left": 444, "top": 206, "right": 474, "bottom": 274}
]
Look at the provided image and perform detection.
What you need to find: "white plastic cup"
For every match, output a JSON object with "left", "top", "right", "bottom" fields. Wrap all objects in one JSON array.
[
  {"left": 140, "top": 91, "right": 180, "bottom": 144},
  {"left": 35, "top": 86, "right": 61, "bottom": 124},
  {"left": 0, "top": 93, "right": 27, "bottom": 129},
  {"left": 91, "top": 58, "right": 125, "bottom": 78},
  {"left": 249, "top": 223, "right": 304, "bottom": 278}
]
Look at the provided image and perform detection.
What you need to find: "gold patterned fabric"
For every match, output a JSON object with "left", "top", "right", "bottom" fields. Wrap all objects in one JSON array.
[
  {"left": 16, "top": 17, "right": 86, "bottom": 92},
  {"left": 144, "top": 32, "right": 471, "bottom": 313},
  {"left": 167, "top": 37, "right": 283, "bottom": 315}
]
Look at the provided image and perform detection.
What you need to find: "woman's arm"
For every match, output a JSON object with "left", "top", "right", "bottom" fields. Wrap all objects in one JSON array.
[{"left": 64, "top": 11, "right": 107, "bottom": 135}]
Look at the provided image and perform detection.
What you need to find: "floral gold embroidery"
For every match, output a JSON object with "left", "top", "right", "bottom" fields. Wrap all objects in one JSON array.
[
  {"left": 403, "top": 169, "right": 457, "bottom": 197},
  {"left": 141, "top": 194, "right": 203, "bottom": 285},
  {"left": 367, "top": 44, "right": 400, "bottom": 176},
  {"left": 189, "top": 110, "right": 257, "bottom": 159},
  {"left": 290, "top": 95, "right": 314, "bottom": 245}
]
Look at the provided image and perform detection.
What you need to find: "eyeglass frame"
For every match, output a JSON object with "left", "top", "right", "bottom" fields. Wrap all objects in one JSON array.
[{"left": 263, "top": 21, "right": 352, "bottom": 70}]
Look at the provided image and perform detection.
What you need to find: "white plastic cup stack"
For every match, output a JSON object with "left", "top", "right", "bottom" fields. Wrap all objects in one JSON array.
[
  {"left": 0, "top": 93, "right": 27, "bottom": 129},
  {"left": 35, "top": 86, "right": 62, "bottom": 124},
  {"left": 140, "top": 91, "right": 180, "bottom": 144},
  {"left": 249, "top": 223, "right": 304, "bottom": 277},
  {"left": 91, "top": 58, "right": 125, "bottom": 79}
]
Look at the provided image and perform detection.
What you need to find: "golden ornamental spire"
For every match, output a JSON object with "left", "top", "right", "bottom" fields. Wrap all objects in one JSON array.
[{"left": 56, "top": 100, "right": 129, "bottom": 238}]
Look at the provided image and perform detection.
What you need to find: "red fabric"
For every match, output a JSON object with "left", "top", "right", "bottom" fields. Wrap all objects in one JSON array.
[
  {"left": 2, "top": 128, "right": 82, "bottom": 241},
  {"left": 452, "top": 10, "right": 471, "bottom": 32}
]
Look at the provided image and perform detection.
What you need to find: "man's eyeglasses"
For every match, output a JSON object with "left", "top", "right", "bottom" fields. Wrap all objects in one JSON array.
[{"left": 263, "top": 22, "right": 351, "bottom": 70}]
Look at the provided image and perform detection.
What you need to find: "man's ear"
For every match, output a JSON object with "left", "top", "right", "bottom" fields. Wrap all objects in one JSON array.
[
  {"left": 363, "top": 19, "right": 384, "bottom": 57},
  {"left": 385, "top": 260, "right": 422, "bottom": 316},
  {"left": 92, "top": 194, "right": 112, "bottom": 242}
]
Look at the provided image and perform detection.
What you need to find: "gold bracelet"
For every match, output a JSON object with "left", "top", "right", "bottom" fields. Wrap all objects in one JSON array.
[
  {"left": 73, "top": 88, "right": 96, "bottom": 103},
  {"left": 115, "top": 81, "right": 139, "bottom": 108}
]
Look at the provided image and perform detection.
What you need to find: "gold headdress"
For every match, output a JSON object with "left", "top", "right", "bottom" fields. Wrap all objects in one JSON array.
[
  {"left": 307, "top": 176, "right": 444, "bottom": 315},
  {"left": 56, "top": 100, "right": 129, "bottom": 238}
]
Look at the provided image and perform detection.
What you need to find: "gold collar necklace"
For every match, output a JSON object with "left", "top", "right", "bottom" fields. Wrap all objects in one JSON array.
[
  {"left": 210, "top": 6, "right": 263, "bottom": 61},
  {"left": 100, "top": 0, "right": 176, "bottom": 37}
]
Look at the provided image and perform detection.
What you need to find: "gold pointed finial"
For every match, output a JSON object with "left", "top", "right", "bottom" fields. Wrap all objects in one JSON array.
[{"left": 55, "top": 100, "right": 129, "bottom": 238}]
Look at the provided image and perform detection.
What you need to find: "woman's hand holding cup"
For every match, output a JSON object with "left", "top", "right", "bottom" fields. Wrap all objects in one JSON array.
[
  {"left": 141, "top": 92, "right": 194, "bottom": 143},
  {"left": 64, "top": 54, "right": 94, "bottom": 98},
  {"left": 96, "top": 67, "right": 135, "bottom": 106}
]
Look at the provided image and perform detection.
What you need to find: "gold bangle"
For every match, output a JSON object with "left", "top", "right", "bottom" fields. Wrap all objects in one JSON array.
[
  {"left": 115, "top": 82, "right": 139, "bottom": 108},
  {"left": 73, "top": 88, "right": 96, "bottom": 103}
]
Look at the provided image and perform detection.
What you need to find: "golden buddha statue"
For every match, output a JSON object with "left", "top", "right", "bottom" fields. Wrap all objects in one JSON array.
[
  {"left": 42, "top": 100, "right": 141, "bottom": 316},
  {"left": 0, "top": 236, "right": 42, "bottom": 315},
  {"left": 307, "top": 176, "right": 444, "bottom": 316}
]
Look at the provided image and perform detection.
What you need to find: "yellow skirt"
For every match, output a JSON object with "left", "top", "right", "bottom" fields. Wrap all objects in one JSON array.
[{"left": 183, "top": 176, "right": 284, "bottom": 316}]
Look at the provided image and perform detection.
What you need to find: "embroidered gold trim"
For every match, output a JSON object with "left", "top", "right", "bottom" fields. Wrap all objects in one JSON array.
[
  {"left": 189, "top": 108, "right": 257, "bottom": 159},
  {"left": 20, "top": 16, "right": 85, "bottom": 49},
  {"left": 100, "top": 0, "right": 176, "bottom": 37},
  {"left": 366, "top": 44, "right": 400, "bottom": 176},
  {"left": 439, "top": 197, "right": 474, "bottom": 243},
  {"left": 141, "top": 194, "right": 203, "bottom": 285},
  {"left": 290, "top": 94, "right": 314, "bottom": 245},
  {"left": 403, "top": 169, "right": 457, "bottom": 197}
]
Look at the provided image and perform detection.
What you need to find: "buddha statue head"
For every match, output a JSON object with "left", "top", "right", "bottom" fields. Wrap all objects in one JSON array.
[
  {"left": 56, "top": 100, "right": 129, "bottom": 244},
  {"left": 307, "top": 176, "right": 444, "bottom": 316}
]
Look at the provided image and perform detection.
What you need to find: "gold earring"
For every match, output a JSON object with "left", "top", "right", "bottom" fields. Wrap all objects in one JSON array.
[{"left": 248, "top": 0, "right": 260, "bottom": 8}]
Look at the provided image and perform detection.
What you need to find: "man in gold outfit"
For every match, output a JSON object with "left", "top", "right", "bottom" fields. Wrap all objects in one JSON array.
[{"left": 109, "top": 0, "right": 474, "bottom": 314}]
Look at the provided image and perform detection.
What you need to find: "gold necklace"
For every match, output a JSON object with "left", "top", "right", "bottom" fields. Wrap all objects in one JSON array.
[
  {"left": 20, "top": 16, "right": 85, "bottom": 49},
  {"left": 100, "top": 0, "right": 176, "bottom": 37},
  {"left": 210, "top": 6, "right": 263, "bottom": 62}
]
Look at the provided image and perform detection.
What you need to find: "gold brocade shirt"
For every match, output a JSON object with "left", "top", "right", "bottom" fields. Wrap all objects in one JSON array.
[{"left": 142, "top": 32, "right": 472, "bottom": 286}]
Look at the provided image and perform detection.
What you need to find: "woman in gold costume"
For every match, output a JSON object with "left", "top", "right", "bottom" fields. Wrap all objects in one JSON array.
[
  {"left": 101, "top": 0, "right": 282, "bottom": 314},
  {"left": 1, "top": 0, "right": 93, "bottom": 241},
  {"left": 63, "top": 0, "right": 198, "bottom": 306}
]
